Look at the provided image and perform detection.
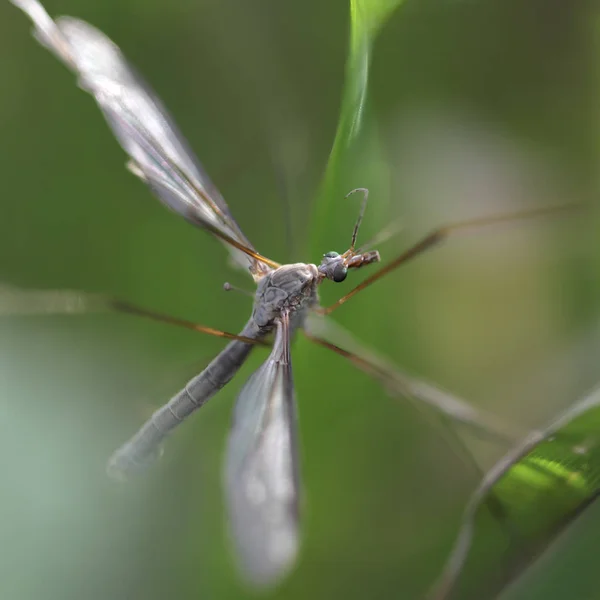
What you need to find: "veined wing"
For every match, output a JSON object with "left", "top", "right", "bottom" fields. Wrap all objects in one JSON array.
[
  {"left": 225, "top": 312, "right": 300, "bottom": 587},
  {"left": 11, "top": 0, "right": 276, "bottom": 280}
]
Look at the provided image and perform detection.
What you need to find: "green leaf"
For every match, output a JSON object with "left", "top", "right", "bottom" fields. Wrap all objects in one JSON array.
[
  {"left": 310, "top": 0, "right": 406, "bottom": 257},
  {"left": 431, "top": 385, "right": 600, "bottom": 600},
  {"left": 351, "top": 0, "right": 406, "bottom": 37}
]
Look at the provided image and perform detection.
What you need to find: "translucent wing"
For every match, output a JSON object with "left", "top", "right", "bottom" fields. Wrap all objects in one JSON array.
[
  {"left": 11, "top": 0, "right": 276, "bottom": 280},
  {"left": 225, "top": 312, "right": 300, "bottom": 587}
]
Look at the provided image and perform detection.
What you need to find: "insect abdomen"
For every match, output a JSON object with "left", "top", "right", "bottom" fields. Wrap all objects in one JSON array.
[{"left": 107, "top": 319, "right": 261, "bottom": 478}]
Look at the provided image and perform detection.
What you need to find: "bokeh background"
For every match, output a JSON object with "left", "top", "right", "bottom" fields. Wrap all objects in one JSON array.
[{"left": 1, "top": 0, "right": 600, "bottom": 599}]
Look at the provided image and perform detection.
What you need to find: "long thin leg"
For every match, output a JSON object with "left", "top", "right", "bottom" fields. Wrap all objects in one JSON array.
[
  {"left": 112, "top": 300, "right": 265, "bottom": 345},
  {"left": 303, "top": 323, "right": 521, "bottom": 570},
  {"left": 304, "top": 332, "right": 517, "bottom": 441},
  {"left": 303, "top": 314, "right": 523, "bottom": 443},
  {"left": 0, "top": 285, "right": 265, "bottom": 345},
  {"left": 302, "top": 328, "right": 518, "bottom": 502},
  {"left": 324, "top": 203, "right": 582, "bottom": 315}
]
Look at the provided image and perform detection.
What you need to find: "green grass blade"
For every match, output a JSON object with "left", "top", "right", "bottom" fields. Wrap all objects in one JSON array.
[
  {"left": 310, "top": 0, "right": 406, "bottom": 256},
  {"left": 431, "top": 385, "right": 600, "bottom": 600}
]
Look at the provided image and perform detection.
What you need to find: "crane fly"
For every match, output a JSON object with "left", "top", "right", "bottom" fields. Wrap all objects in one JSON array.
[{"left": 9, "top": 0, "right": 578, "bottom": 589}]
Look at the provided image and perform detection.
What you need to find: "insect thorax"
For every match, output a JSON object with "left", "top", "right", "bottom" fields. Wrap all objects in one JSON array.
[{"left": 252, "top": 263, "right": 320, "bottom": 330}]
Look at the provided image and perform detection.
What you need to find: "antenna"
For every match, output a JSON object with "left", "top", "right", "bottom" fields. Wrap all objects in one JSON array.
[{"left": 346, "top": 188, "right": 369, "bottom": 251}]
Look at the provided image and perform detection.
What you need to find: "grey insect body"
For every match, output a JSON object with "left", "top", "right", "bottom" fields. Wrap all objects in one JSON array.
[
  {"left": 10, "top": 0, "right": 385, "bottom": 585},
  {"left": 109, "top": 262, "right": 321, "bottom": 475},
  {"left": 12, "top": 0, "right": 529, "bottom": 591},
  {"left": 107, "top": 320, "right": 258, "bottom": 476},
  {"left": 253, "top": 263, "right": 320, "bottom": 329}
]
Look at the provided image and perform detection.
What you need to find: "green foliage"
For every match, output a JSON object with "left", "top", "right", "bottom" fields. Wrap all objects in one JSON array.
[
  {"left": 2, "top": 0, "right": 599, "bottom": 599},
  {"left": 433, "top": 386, "right": 600, "bottom": 599},
  {"left": 310, "top": 0, "right": 406, "bottom": 255}
]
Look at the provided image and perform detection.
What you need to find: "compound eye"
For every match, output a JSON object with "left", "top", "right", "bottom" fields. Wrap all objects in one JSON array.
[
  {"left": 332, "top": 264, "right": 348, "bottom": 283},
  {"left": 324, "top": 251, "right": 339, "bottom": 259}
]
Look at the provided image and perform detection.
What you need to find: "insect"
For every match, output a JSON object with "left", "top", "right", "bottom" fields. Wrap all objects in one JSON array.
[{"left": 10, "top": 0, "right": 575, "bottom": 589}]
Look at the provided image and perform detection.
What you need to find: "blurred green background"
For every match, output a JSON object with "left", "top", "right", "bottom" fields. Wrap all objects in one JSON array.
[{"left": 1, "top": 0, "right": 600, "bottom": 599}]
